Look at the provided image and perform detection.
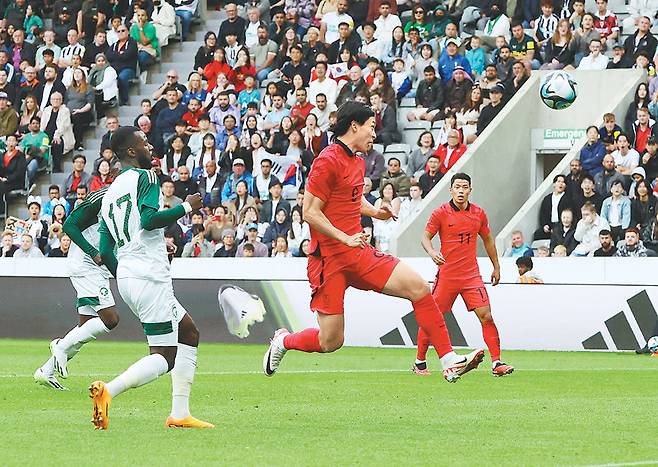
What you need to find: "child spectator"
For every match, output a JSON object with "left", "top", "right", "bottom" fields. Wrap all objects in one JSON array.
[
  {"left": 388, "top": 58, "right": 411, "bottom": 102},
  {"left": 465, "top": 36, "right": 486, "bottom": 78},
  {"left": 534, "top": 0, "right": 559, "bottom": 46},
  {"left": 552, "top": 245, "right": 568, "bottom": 256},
  {"left": 503, "top": 230, "right": 533, "bottom": 257},
  {"left": 516, "top": 257, "right": 544, "bottom": 283}
]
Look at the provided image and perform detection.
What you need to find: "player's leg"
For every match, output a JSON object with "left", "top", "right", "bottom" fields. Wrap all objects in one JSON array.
[
  {"left": 263, "top": 258, "right": 347, "bottom": 376},
  {"left": 89, "top": 279, "right": 175, "bottom": 430},
  {"left": 166, "top": 311, "right": 214, "bottom": 428},
  {"left": 471, "top": 303, "right": 514, "bottom": 377},
  {"left": 381, "top": 261, "right": 484, "bottom": 381},
  {"left": 414, "top": 281, "right": 458, "bottom": 376}
]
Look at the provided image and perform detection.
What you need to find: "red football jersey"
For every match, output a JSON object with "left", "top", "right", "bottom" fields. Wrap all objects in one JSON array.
[
  {"left": 425, "top": 200, "right": 490, "bottom": 281},
  {"left": 306, "top": 141, "right": 365, "bottom": 256}
]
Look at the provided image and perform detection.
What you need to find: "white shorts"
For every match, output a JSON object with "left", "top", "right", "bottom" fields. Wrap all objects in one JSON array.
[
  {"left": 117, "top": 278, "right": 186, "bottom": 346},
  {"left": 71, "top": 274, "right": 115, "bottom": 316}
]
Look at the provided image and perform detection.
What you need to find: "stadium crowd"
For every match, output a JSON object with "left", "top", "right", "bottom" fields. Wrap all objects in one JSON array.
[{"left": 0, "top": 0, "right": 657, "bottom": 258}]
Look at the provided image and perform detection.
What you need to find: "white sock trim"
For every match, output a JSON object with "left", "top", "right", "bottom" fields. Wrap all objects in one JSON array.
[
  {"left": 58, "top": 318, "right": 110, "bottom": 358},
  {"left": 170, "top": 344, "right": 197, "bottom": 419},
  {"left": 106, "top": 353, "right": 168, "bottom": 398}
]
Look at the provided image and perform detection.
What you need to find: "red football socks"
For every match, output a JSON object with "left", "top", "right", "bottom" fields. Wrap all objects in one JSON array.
[
  {"left": 481, "top": 321, "right": 501, "bottom": 361},
  {"left": 416, "top": 328, "right": 431, "bottom": 361},
  {"left": 412, "top": 294, "right": 453, "bottom": 358},
  {"left": 283, "top": 328, "right": 323, "bottom": 353}
]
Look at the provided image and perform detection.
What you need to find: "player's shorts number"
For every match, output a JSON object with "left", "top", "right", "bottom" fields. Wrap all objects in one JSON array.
[{"left": 108, "top": 193, "right": 132, "bottom": 247}]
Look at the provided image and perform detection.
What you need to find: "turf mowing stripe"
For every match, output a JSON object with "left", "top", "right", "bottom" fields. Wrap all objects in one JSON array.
[
  {"left": 3, "top": 368, "right": 658, "bottom": 377},
  {"left": 581, "top": 461, "right": 658, "bottom": 467}
]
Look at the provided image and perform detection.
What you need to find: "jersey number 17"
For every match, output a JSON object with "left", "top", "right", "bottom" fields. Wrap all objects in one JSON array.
[{"left": 108, "top": 193, "right": 132, "bottom": 247}]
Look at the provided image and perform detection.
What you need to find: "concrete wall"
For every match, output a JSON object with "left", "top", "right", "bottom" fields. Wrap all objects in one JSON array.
[
  {"left": 390, "top": 69, "right": 646, "bottom": 257},
  {"left": 495, "top": 70, "right": 646, "bottom": 253}
]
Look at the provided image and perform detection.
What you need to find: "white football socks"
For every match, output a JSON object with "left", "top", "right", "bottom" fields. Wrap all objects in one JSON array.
[
  {"left": 106, "top": 353, "right": 169, "bottom": 398},
  {"left": 170, "top": 344, "right": 197, "bottom": 420},
  {"left": 58, "top": 318, "right": 110, "bottom": 359},
  {"left": 40, "top": 357, "right": 56, "bottom": 377}
]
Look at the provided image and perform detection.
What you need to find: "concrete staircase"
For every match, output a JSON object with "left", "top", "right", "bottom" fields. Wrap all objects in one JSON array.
[{"left": 7, "top": 14, "right": 223, "bottom": 220}]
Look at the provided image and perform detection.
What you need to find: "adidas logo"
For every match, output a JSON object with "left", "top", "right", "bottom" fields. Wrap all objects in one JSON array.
[{"left": 582, "top": 290, "right": 657, "bottom": 351}]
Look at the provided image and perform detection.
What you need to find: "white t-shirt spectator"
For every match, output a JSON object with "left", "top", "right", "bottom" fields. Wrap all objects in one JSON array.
[
  {"left": 612, "top": 148, "right": 640, "bottom": 171},
  {"left": 322, "top": 12, "right": 354, "bottom": 44},
  {"left": 577, "top": 53, "right": 609, "bottom": 70},
  {"left": 310, "top": 103, "right": 337, "bottom": 131},
  {"left": 308, "top": 77, "right": 338, "bottom": 106},
  {"left": 245, "top": 22, "right": 260, "bottom": 48},
  {"left": 374, "top": 14, "right": 402, "bottom": 42}
]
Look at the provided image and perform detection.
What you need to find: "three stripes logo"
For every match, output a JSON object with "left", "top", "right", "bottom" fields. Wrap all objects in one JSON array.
[
  {"left": 380, "top": 310, "right": 468, "bottom": 347},
  {"left": 582, "top": 290, "right": 658, "bottom": 351}
]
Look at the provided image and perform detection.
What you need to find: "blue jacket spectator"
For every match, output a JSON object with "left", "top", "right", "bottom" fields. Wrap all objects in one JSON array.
[
  {"left": 601, "top": 184, "right": 632, "bottom": 231},
  {"left": 580, "top": 127, "right": 606, "bottom": 177},
  {"left": 439, "top": 39, "right": 472, "bottom": 84},
  {"left": 221, "top": 158, "right": 253, "bottom": 203}
]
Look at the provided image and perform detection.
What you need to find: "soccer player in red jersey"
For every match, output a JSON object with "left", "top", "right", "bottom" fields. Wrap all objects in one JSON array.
[
  {"left": 413, "top": 173, "right": 514, "bottom": 377},
  {"left": 263, "top": 102, "right": 484, "bottom": 382}
]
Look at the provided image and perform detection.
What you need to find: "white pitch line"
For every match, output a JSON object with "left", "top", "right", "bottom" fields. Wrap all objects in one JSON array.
[
  {"left": 581, "top": 461, "right": 658, "bottom": 467},
  {"left": 2, "top": 367, "right": 658, "bottom": 378}
]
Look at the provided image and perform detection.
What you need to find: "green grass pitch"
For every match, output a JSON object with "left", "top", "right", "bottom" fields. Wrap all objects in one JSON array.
[{"left": 1, "top": 339, "right": 657, "bottom": 466}]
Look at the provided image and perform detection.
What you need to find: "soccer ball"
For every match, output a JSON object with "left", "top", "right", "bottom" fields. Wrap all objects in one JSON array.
[
  {"left": 647, "top": 336, "right": 658, "bottom": 354},
  {"left": 539, "top": 71, "right": 577, "bottom": 110}
]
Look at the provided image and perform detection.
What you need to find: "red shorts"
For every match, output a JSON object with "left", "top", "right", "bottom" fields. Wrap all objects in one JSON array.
[
  {"left": 307, "top": 245, "right": 400, "bottom": 315},
  {"left": 432, "top": 277, "right": 490, "bottom": 313}
]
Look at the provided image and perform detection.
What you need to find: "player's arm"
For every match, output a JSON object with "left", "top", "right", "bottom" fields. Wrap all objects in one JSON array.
[
  {"left": 98, "top": 219, "right": 117, "bottom": 277},
  {"left": 303, "top": 190, "right": 367, "bottom": 248},
  {"left": 62, "top": 199, "right": 102, "bottom": 264},
  {"left": 361, "top": 196, "right": 397, "bottom": 221},
  {"left": 481, "top": 231, "right": 501, "bottom": 286},
  {"left": 421, "top": 229, "right": 445, "bottom": 265}
]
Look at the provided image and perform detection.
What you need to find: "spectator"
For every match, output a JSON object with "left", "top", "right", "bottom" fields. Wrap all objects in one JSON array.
[
  {"left": 11, "top": 29, "right": 36, "bottom": 67},
  {"left": 320, "top": 0, "right": 353, "bottom": 46},
  {"left": 155, "top": 86, "right": 187, "bottom": 143},
  {"left": 174, "top": 165, "right": 197, "bottom": 199},
  {"left": 380, "top": 157, "right": 411, "bottom": 197},
  {"left": 407, "top": 66, "right": 443, "bottom": 123},
  {"left": 61, "top": 154, "right": 91, "bottom": 205},
  {"left": 601, "top": 179, "right": 631, "bottom": 242},
  {"left": 289, "top": 87, "right": 314, "bottom": 130},
  {"left": 612, "top": 133, "right": 640, "bottom": 177},
  {"left": 221, "top": 158, "right": 253, "bottom": 204},
  {"left": 439, "top": 38, "right": 472, "bottom": 84},
  {"left": 82, "top": 30, "right": 108, "bottom": 68},
  {"left": 580, "top": 125, "right": 606, "bottom": 177},
  {"left": 14, "top": 233, "right": 44, "bottom": 258},
  {"left": 503, "top": 230, "right": 533, "bottom": 257},
  {"left": 600, "top": 112, "right": 623, "bottom": 141},
  {"left": 35, "top": 64, "right": 66, "bottom": 112},
  {"left": 357, "top": 142, "right": 384, "bottom": 190},
  {"left": 213, "top": 228, "right": 238, "bottom": 257},
  {"left": 88, "top": 53, "right": 118, "bottom": 121},
  {"left": 65, "top": 68, "right": 93, "bottom": 151},
  {"left": 641, "top": 138, "right": 658, "bottom": 180},
  {"left": 565, "top": 158, "right": 587, "bottom": 195},
  {"left": 263, "top": 208, "right": 291, "bottom": 254},
  {"left": 407, "top": 131, "right": 434, "bottom": 181},
  {"left": 157, "top": 179, "right": 180, "bottom": 210},
  {"left": 182, "top": 224, "right": 213, "bottom": 258},
  {"left": 310, "top": 93, "right": 336, "bottom": 132},
  {"left": 465, "top": 36, "right": 486, "bottom": 77},
  {"left": 607, "top": 44, "right": 633, "bottom": 69},
  {"left": 40, "top": 91, "right": 73, "bottom": 172},
  {"left": 592, "top": 0, "right": 619, "bottom": 49},
  {"left": 592, "top": 228, "right": 617, "bottom": 256},
  {"left": 236, "top": 223, "right": 268, "bottom": 257},
  {"left": 164, "top": 135, "right": 192, "bottom": 175},
  {"left": 251, "top": 26, "right": 278, "bottom": 82},
  {"left": 337, "top": 66, "right": 369, "bottom": 107},
  {"left": 388, "top": 57, "right": 411, "bottom": 102},
  {"left": 535, "top": 174, "right": 572, "bottom": 240},
  {"left": 41, "top": 184, "right": 69, "bottom": 218},
  {"left": 622, "top": 16, "right": 657, "bottom": 59},
  {"left": 106, "top": 24, "right": 137, "bottom": 106},
  {"left": 572, "top": 202, "right": 610, "bottom": 256},
  {"left": 477, "top": 83, "right": 505, "bottom": 136},
  {"left": 250, "top": 158, "right": 280, "bottom": 203},
  {"left": 574, "top": 174, "right": 604, "bottom": 215},
  {"left": 1, "top": 231, "right": 17, "bottom": 257},
  {"left": 49, "top": 232, "right": 71, "bottom": 257},
  {"left": 594, "top": 153, "right": 623, "bottom": 195},
  {"left": 36, "top": 30, "right": 61, "bottom": 70},
  {"left": 398, "top": 182, "right": 423, "bottom": 223},
  {"left": 533, "top": 0, "right": 559, "bottom": 46},
  {"left": 21, "top": 116, "right": 49, "bottom": 183},
  {"left": 577, "top": 39, "right": 609, "bottom": 71},
  {"left": 615, "top": 227, "right": 648, "bottom": 257},
  {"left": 130, "top": 9, "right": 159, "bottom": 72},
  {"left": 197, "top": 159, "right": 222, "bottom": 209},
  {"left": 516, "top": 257, "right": 544, "bottom": 284},
  {"left": 418, "top": 154, "right": 442, "bottom": 197},
  {"left": 151, "top": 0, "right": 176, "bottom": 48},
  {"left": 550, "top": 208, "right": 578, "bottom": 255},
  {"left": 570, "top": 13, "right": 601, "bottom": 66},
  {"left": 173, "top": 0, "right": 199, "bottom": 42},
  {"left": 540, "top": 19, "right": 573, "bottom": 70},
  {"left": 217, "top": 2, "right": 246, "bottom": 48},
  {"left": 433, "top": 129, "right": 468, "bottom": 176},
  {"left": 90, "top": 159, "right": 113, "bottom": 191},
  {"left": 509, "top": 21, "right": 539, "bottom": 72},
  {"left": 260, "top": 179, "right": 291, "bottom": 223},
  {"left": 100, "top": 116, "right": 120, "bottom": 153},
  {"left": 632, "top": 179, "right": 657, "bottom": 234},
  {"left": 630, "top": 107, "right": 657, "bottom": 153},
  {"left": 287, "top": 208, "right": 310, "bottom": 256},
  {"left": 209, "top": 91, "right": 242, "bottom": 133},
  {"left": 506, "top": 60, "right": 530, "bottom": 97},
  {"left": 0, "top": 91, "right": 18, "bottom": 136},
  {"left": 18, "top": 67, "right": 39, "bottom": 107},
  {"left": 370, "top": 91, "right": 400, "bottom": 148},
  {"left": 0, "top": 138, "right": 26, "bottom": 215},
  {"left": 479, "top": 64, "right": 501, "bottom": 100},
  {"left": 456, "top": 86, "right": 483, "bottom": 145}
]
